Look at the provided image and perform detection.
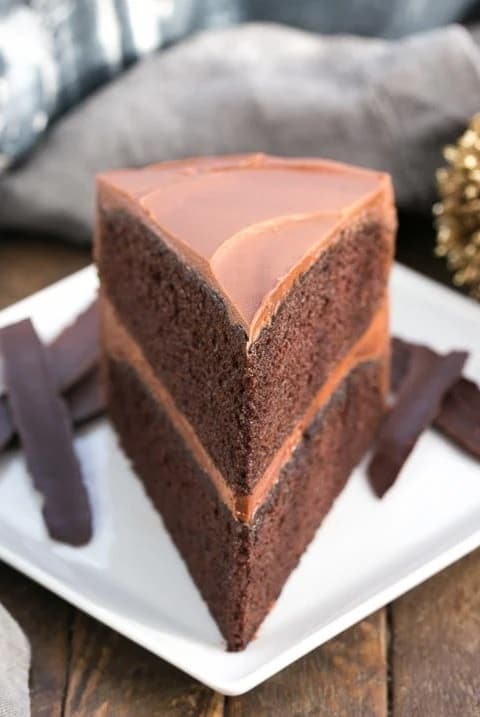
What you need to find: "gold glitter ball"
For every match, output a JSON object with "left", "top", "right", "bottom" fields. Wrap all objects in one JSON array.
[{"left": 435, "top": 113, "right": 480, "bottom": 300}]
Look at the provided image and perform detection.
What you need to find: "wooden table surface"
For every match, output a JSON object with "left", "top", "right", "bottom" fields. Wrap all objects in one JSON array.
[{"left": 1, "top": 231, "right": 479, "bottom": 716}]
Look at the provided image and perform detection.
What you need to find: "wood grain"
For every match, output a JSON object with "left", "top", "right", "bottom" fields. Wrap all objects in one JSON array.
[
  {"left": 392, "top": 548, "right": 480, "bottom": 717},
  {"left": 63, "top": 612, "right": 224, "bottom": 716},
  {"left": 0, "top": 563, "right": 72, "bottom": 717},
  {"left": 226, "top": 611, "right": 387, "bottom": 717}
]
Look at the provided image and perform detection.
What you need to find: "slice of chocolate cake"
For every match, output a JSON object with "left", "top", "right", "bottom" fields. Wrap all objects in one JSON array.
[{"left": 95, "top": 153, "right": 396, "bottom": 650}]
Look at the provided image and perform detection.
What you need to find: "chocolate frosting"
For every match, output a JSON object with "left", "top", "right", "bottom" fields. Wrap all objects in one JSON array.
[{"left": 98, "top": 154, "right": 394, "bottom": 340}]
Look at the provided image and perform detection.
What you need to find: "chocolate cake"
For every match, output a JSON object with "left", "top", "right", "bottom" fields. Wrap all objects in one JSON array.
[{"left": 95, "top": 153, "right": 396, "bottom": 649}]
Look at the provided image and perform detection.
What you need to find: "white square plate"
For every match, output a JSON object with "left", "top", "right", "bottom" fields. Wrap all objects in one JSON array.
[{"left": 0, "top": 264, "right": 479, "bottom": 695}]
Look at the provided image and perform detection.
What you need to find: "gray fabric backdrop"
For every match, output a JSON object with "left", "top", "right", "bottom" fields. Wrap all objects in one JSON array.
[
  {"left": 1, "top": 22, "right": 480, "bottom": 243},
  {"left": 1, "top": 0, "right": 479, "bottom": 165}
]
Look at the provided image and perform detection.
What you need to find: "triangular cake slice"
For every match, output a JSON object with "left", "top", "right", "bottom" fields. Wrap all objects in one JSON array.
[{"left": 95, "top": 154, "right": 396, "bottom": 649}]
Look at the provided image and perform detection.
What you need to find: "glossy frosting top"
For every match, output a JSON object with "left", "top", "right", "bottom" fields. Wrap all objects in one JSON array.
[{"left": 98, "top": 154, "right": 394, "bottom": 338}]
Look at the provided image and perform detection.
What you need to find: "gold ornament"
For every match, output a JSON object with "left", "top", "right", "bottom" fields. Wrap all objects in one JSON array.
[{"left": 434, "top": 113, "right": 480, "bottom": 301}]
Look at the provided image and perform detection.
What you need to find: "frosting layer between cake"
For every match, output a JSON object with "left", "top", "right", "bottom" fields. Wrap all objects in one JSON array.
[{"left": 102, "top": 296, "right": 388, "bottom": 522}]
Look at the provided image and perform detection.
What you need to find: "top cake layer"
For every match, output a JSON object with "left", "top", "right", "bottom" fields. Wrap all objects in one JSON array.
[{"left": 98, "top": 154, "right": 394, "bottom": 339}]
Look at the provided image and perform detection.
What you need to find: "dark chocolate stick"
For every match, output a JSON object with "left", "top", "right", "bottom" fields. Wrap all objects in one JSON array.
[
  {"left": 47, "top": 299, "right": 99, "bottom": 392},
  {"left": 0, "top": 370, "right": 106, "bottom": 451},
  {"left": 0, "top": 319, "right": 92, "bottom": 545},
  {"left": 0, "top": 397, "right": 14, "bottom": 451},
  {"left": 391, "top": 338, "right": 480, "bottom": 461},
  {"left": 391, "top": 337, "right": 412, "bottom": 393},
  {"left": 435, "top": 377, "right": 480, "bottom": 459},
  {"left": 370, "top": 346, "right": 468, "bottom": 497},
  {"left": 67, "top": 367, "right": 105, "bottom": 426},
  {"left": 0, "top": 300, "right": 99, "bottom": 451}
]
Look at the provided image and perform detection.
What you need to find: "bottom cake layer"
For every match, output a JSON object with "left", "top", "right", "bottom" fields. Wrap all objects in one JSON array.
[{"left": 105, "top": 354, "right": 387, "bottom": 650}]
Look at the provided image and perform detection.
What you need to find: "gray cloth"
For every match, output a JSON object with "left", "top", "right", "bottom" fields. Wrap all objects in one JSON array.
[
  {"left": 0, "top": 0, "right": 238, "bottom": 165},
  {"left": 247, "top": 0, "right": 480, "bottom": 37},
  {"left": 2, "top": 22, "right": 480, "bottom": 243},
  {"left": 1, "top": 1, "right": 478, "bottom": 165},
  {"left": 0, "top": 604, "right": 30, "bottom": 717}
]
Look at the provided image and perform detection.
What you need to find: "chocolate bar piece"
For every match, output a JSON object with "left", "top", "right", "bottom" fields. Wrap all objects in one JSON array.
[
  {"left": 0, "top": 319, "right": 92, "bottom": 545},
  {"left": 0, "top": 300, "right": 99, "bottom": 451},
  {"left": 370, "top": 345, "right": 468, "bottom": 497},
  {"left": 67, "top": 367, "right": 104, "bottom": 426},
  {"left": 391, "top": 338, "right": 480, "bottom": 460},
  {"left": 0, "top": 398, "right": 13, "bottom": 451},
  {"left": 391, "top": 337, "right": 412, "bottom": 392},
  {"left": 434, "top": 377, "right": 480, "bottom": 458},
  {"left": 48, "top": 300, "right": 99, "bottom": 391}
]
